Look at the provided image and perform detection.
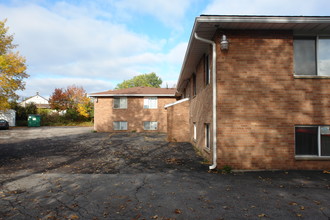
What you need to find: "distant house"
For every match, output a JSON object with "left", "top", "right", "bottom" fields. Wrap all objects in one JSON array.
[
  {"left": 89, "top": 87, "right": 177, "bottom": 132},
  {"left": 20, "top": 92, "right": 50, "bottom": 109}
]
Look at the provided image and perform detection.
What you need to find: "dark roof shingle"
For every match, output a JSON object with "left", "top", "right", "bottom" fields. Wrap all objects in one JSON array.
[{"left": 89, "top": 87, "right": 177, "bottom": 97}]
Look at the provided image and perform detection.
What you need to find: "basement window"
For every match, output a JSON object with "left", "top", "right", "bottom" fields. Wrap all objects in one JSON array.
[
  {"left": 193, "top": 122, "right": 197, "bottom": 141},
  {"left": 113, "top": 121, "right": 128, "bottom": 130},
  {"left": 294, "top": 37, "right": 330, "bottom": 76},
  {"left": 295, "top": 126, "right": 330, "bottom": 157}
]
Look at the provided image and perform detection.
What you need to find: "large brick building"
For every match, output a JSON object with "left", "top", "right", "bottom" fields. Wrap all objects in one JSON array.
[
  {"left": 172, "top": 15, "right": 330, "bottom": 170},
  {"left": 91, "top": 15, "right": 330, "bottom": 170},
  {"left": 90, "top": 87, "right": 177, "bottom": 133}
]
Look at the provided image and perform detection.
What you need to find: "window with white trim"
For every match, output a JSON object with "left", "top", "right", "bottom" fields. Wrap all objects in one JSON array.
[
  {"left": 113, "top": 97, "right": 127, "bottom": 109},
  {"left": 295, "top": 126, "right": 330, "bottom": 156},
  {"left": 193, "top": 122, "right": 197, "bottom": 141},
  {"left": 294, "top": 37, "right": 330, "bottom": 76},
  {"left": 205, "top": 123, "right": 210, "bottom": 149},
  {"left": 113, "top": 121, "right": 128, "bottom": 130},
  {"left": 144, "top": 97, "right": 157, "bottom": 109},
  {"left": 144, "top": 121, "right": 158, "bottom": 130}
]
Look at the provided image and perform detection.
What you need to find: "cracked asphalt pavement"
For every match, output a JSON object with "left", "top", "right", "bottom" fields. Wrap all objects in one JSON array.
[{"left": 0, "top": 127, "right": 329, "bottom": 219}]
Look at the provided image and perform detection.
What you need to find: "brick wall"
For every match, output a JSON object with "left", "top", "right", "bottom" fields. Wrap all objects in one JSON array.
[
  {"left": 188, "top": 55, "right": 214, "bottom": 161},
  {"left": 94, "top": 96, "right": 176, "bottom": 133},
  {"left": 166, "top": 99, "right": 190, "bottom": 142},
  {"left": 216, "top": 30, "right": 330, "bottom": 170}
]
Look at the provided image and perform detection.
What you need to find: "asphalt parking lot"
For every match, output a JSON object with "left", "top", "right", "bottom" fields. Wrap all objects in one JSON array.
[{"left": 0, "top": 127, "right": 329, "bottom": 219}]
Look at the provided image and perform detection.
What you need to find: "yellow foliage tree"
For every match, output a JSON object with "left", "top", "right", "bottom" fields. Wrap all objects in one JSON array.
[
  {"left": 0, "top": 19, "right": 28, "bottom": 110},
  {"left": 76, "top": 95, "right": 93, "bottom": 119}
]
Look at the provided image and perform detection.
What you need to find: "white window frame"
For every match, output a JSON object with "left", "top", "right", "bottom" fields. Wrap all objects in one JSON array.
[
  {"left": 144, "top": 121, "right": 158, "bottom": 130},
  {"left": 294, "top": 36, "right": 330, "bottom": 76},
  {"left": 144, "top": 97, "right": 157, "bottom": 109},
  {"left": 113, "top": 97, "right": 127, "bottom": 109},
  {"left": 193, "top": 122, "right": 197, "bottom": 141},
  {"left": 205, "top": 123, "right": 210, "bottom": 149},
  {"left": 295, "top": 125, "right": 330, "bottom": 158},
  {"left": 113, "top": 121, "right": 128, "bottom": 130}
]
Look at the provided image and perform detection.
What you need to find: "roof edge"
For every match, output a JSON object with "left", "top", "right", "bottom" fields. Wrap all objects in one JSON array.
[
  {"left": 197, "top": 15, "right": 330, "bottom": 23},
  {"left": 88, "top": 94, "right": 177, "bottom": 97}
]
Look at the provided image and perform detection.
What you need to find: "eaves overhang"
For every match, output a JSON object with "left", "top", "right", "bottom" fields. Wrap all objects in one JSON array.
[{"left": 177, "top": 15, "right": 330, "bottom": 92}]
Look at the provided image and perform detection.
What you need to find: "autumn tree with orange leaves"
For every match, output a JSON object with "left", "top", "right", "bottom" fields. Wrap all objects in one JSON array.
[
  {"left": 49, "top": 88, "right": 68, "bottom": 111},
  {"left": 49, "top": 85, "right": 93, "bottom": 119},
  {"left": 0, "top": 19, "right": 28, "bottom": 110}
]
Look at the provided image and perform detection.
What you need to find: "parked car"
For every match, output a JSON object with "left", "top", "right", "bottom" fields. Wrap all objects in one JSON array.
[{"left": 0, "top": 119, "right": 9, "bottom": 130}]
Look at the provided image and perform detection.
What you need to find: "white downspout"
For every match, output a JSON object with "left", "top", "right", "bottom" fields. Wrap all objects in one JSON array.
[{"left": 194, "top": 33, "right": 217, "bottom": 170}]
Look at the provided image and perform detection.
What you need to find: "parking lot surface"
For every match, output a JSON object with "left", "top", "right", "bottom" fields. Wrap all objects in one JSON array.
[{"left": 0, "top": 127, "right": 329, "bottom": 219}]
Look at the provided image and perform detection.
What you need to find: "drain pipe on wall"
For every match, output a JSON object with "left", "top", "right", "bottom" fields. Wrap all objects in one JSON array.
[{"left": 194, "top": 33, "right": 217, "bottom": 170}]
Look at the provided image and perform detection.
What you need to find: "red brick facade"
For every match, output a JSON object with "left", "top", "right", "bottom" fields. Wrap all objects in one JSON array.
[
  {"left": 185, "top": 58, "right": 213, "bottom": 157},
  {"left": 94, "top": 96, "right": 176, "bottom": 132},
  {"left": 166, "top": 99, "right": 190, "bottom": 142},
  {"left": 216, "top": 30, "right": 330, "bottom": 169},
  {"left": 182, "top": 29, "right": 330, "bottom": 170}
]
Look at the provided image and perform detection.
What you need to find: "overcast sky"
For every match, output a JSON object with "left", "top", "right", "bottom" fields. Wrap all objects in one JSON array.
[{"left": 1, "top": 0, "right": 329, "bottom": 99}]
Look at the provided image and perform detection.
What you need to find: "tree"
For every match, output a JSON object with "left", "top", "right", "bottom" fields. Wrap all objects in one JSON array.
[
  {"left": 77, "top": 97, "right": 93, "bottom": 118},
  {"left": 10, "top": 101, "right": 37, "bottom": 121},
  {"left": 49, "top": 88, "right": 68, "bottom": 111},
  {"left": 0, "top": 19, "right": 28, "bottom": 110},
  {"left": 65, "top": 85, "right": 87, "bottom": 109},
  {"left": 49, "top": 85, "right": 93, "bottom": 119},
  {"left": 115, "top": 72, "right": 162, "bottom": 89}
]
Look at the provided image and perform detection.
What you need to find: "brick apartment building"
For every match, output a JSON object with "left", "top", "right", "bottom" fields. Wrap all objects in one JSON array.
[
  {"left": 90, "top": 87, "right": 177, "bottom": 133},
  {"left": 169, "top": 15, "right": 330, "bottom": 170}
]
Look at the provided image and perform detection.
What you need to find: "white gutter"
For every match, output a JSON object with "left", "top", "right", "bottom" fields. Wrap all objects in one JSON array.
[
  {"left": 197, "top": 15, "right": 330, "bottom": 24},
  {"left": 194, "top": 32, "right": 217, "bottom": 170},
  {"left": 164, "top": 98, "right": 189, "bottom": 109}
]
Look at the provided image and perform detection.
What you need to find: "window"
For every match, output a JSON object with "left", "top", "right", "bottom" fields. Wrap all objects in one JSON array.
[
  {"left": 113, "top": 97, "right": 127, "bottom": 109},
  {"left": 193, "top": 123, "right": 197, "bottom": 141},
  {"left": 113, "top": 121, "right": 127, "bottom": 130},
  {"left": 192, "top": 73, "right": 196, "bottom": 96},
  {"left": 144, "top": 97, "right": 157, "bottom": 109},
  {"left": 144, "top": 121, "right": 158, "bottom": 130},
  {"left": 205, "top": 54, "right": 210, "bottom": 85},
  {"left": 294, "top": 37, "right": 330, "bottom": 76},
  {"left": 205, "top": 123, "right": 210, "bottom": 149},
  {"left": 295, "top": 126, "right": 330, "bottom": 156},
  {"left": 319, "top": 38, "right": 330, "bottom": 76}
]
